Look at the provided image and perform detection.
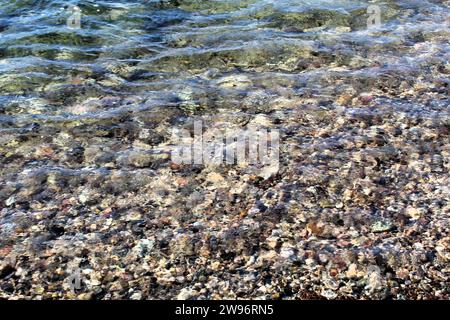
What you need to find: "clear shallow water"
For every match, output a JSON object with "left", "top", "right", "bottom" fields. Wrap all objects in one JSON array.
[
  {"left": 0, "top": 0, "right": 449, "bottom": 300},
  {"left": 0, "top": 0, "right": 449, "bottom": 176},
  {"left": 0, "top": 0, "right": 448, "bottom": 123}
]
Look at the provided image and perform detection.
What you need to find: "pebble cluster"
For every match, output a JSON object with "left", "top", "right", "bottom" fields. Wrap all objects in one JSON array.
[{"left": 0, "top": 0, "right": 449, "bottom": 299}]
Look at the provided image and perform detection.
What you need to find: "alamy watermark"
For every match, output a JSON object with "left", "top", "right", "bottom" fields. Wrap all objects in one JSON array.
[
  {"left": 171, "top": 120, "right": 279, "bottom": 172},
  {"left": 367, "top": 5, "right": 382, "bottom": 29},
  {"left": 63, "top": 3, "right": 382, "bottom": 31},
  {"left": 67, "top": 6, "right": 81, "bottom": 29},
  {"left": 66, "top": 268, "right": 83, "bottom": 293}
]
